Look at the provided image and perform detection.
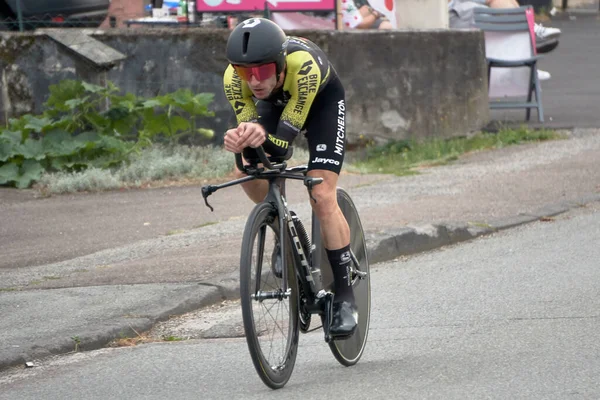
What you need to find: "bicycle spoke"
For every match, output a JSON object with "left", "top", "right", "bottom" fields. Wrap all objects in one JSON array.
[
  {"left": 267, "top": 308, "right": 277, "bottom": 364},
  {"left": 257, "top": 300, "right": 288, "bottom": 339},
  {"left": 259, "top": 301, "right": 286, "bottom": 367},
  {"left": 279, "top": 301, "right": 285, "bottom": 365},
  {"left": 253, "top": 297, "right": 287, "bottom": 351}
]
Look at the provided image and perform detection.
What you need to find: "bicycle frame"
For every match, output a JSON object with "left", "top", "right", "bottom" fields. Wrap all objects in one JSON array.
[{"left": 201, "top": 148, "right": 324, "bottom": 302}]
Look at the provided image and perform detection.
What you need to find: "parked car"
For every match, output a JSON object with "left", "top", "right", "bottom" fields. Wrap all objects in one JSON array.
[{"left": 0, "top": 0, "right": 111, "bottom": 30}]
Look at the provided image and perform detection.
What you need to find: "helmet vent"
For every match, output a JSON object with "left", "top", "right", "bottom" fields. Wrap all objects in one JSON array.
[{"left": 242, "top": 32, "right": 250, "bottom": 55}]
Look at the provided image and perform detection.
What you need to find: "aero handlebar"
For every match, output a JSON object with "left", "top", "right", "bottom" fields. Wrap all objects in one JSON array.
[{"left": 235, "top": 146, "right": 284, "bottom": 173}]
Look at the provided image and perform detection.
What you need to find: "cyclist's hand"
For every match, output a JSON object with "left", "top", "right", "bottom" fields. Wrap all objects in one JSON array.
[
  {"left": 236, "top": 122, "right": 266, "bottom": 149},
  {"left": 224, "top": 128, "right": 243, "bottom": 153}
]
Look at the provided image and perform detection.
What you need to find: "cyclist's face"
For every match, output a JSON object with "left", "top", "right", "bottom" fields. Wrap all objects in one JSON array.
[
  {"left": 247, "top": 73, "right": 278, "bottom": 99},
  {"left": 234, "top": 63, "right": 283, "bottom": 99}
]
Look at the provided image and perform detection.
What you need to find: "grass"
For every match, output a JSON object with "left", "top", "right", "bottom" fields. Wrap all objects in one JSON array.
[
  {"left": 351, "top": 127, "right": 564, "bottom": 175},
  {"left": 109, "top": 330, "right": 186, "bottom": 347},
  {"left": 36, "top": 145, "right": 310, "bottom": 195},
  {"left": 33, "top": 128, "right": 563, "bottom": 194},
  {"left": 35, "top": 144, "right": 235, "bottom": 195},
  {"left": 162, "top": 335, "right": 185, "bottom": 342}
]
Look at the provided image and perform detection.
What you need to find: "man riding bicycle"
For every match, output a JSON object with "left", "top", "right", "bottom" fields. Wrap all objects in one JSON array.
[{"left": 222, "top": 17, "right": 357, "bottom": 338}]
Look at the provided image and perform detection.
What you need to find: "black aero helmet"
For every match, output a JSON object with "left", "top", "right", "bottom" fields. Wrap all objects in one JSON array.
[{"left": 226, "top": 18, "right": 288, "bottom": 74}]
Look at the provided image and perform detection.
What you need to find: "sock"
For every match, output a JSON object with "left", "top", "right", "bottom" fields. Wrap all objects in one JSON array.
[{"left": 326, "top": 244, "right": 355, "bottom": 304}]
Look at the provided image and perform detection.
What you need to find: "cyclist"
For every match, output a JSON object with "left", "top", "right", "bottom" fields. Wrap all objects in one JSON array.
[{"left": 222, "top": 17, "right": 357, "bottom": 338}]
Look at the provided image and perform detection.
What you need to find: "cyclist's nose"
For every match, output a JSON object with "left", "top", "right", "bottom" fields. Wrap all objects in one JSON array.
[{"left": 248, "top": 75, "right": 260, "bottom": 86}]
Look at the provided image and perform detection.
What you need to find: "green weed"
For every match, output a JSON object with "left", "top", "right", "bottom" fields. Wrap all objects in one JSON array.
[
  {"left": 193, "top": 221, "right": 218, "bottom": 229},
  {"left": 352, "top": 128, "right": 563, "bottom": 175},
  {"left": 162, "top": 335, "right": 185, "bottom": 342},
  {"left": 166, "top": 229, "right": 186, "bottom": 236},
  {"left": 71, "top": 336, "right": 81, "bottom": 352}
]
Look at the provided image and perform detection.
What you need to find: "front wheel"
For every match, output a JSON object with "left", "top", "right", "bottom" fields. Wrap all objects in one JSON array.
[
  {"left": 239, "top": 202, "right": 299, "bottom": 389},
  {"left": 328, "top": 188, "right": 371, "bottom": 366}
]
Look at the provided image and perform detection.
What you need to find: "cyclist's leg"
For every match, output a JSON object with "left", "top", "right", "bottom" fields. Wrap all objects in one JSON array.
[
  {"left": 304, "top": 77, "right": 357, "bottom": 337},
  {"left": 235, "top": 101, "right": 283, "bottom": 204},
  {"left": 307, "top": 170, "right": 349, "bottom": 250}
]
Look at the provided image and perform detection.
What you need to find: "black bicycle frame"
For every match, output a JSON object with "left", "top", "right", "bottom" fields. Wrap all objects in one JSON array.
[{"left": 201, "top": 148, "right": 324, "bottom": 301}]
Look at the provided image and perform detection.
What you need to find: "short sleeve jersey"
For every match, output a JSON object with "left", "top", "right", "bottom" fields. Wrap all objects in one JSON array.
[{"left": 223, "top": 36, "right": 338, "bottom": 156}]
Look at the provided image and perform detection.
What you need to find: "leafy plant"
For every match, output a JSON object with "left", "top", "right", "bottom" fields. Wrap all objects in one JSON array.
[
  {"left": 0, "top": 80, "right": 215, "bottom": 188},
  {"left": 138, "top": 90, "right": 216, "bottom": 146}
]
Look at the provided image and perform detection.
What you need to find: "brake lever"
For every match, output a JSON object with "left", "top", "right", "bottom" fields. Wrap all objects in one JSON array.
[{"left": 201, "top": 186, "right": 215, "bottom": 212}]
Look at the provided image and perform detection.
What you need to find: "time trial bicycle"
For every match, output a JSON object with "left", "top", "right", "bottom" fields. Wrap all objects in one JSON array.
[{"left": 201, "top": 147, "right": 370, "bottom": 389}]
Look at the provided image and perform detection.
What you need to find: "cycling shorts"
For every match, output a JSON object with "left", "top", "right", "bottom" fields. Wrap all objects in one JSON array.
[{"left": 256, "top": 76, "right": 347, "bottom": 175}]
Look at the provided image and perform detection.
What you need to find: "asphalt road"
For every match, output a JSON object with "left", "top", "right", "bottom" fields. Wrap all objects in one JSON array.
[{"left": 1, "top": 203, "right": 598, "bottom": 399}]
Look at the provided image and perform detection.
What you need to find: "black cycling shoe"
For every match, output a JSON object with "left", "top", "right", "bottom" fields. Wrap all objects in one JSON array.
[
  {"left": 537, "top": 38, "right": 559, "bottom": 54},
  {"left": 329, "top": 301, "right": 358, "bottom": 339},
  {"left": 271, "top": 240, "right": 282, "bottom": 278}
]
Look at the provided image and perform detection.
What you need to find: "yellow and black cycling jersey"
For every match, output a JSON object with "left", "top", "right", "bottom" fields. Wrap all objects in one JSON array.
[{"left": 223, "top": 36, "right": 338, "bottom": 157}]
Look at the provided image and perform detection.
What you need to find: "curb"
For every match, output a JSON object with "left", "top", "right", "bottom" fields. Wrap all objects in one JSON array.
[
  {"left": 368, "top": 194, "right": 600, "bottom": 265},
  {"left": 2, "top": 194, "right": 599, "bottom": 372},
  {"left": 0, "top": 283, "right": 237, "bottom": 372}
]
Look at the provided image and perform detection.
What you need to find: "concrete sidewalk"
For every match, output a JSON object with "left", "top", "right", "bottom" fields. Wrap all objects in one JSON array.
[{"left": 2, "top": 128, "right": 600, "bottom": 371}]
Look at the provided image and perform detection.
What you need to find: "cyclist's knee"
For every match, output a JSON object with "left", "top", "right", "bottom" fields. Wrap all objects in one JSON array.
[
  {"left": 307, "top": 170, "right": 339, "bottom": 217},
  {"left": 234, "top": 165, "right": 246, "bottom": 179},
  {"left": 310, "top": 183, "right": 338, "bottom": 218}
]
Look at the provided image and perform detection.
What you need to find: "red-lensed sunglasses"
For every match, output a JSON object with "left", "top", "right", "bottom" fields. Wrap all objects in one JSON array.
[{"left": 233, "top": 63, "right": 277, "bottom": 82}]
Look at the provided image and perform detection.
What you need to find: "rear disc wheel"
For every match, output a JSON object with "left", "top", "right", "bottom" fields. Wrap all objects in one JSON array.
[{"left": 327, "top": 188, "right": 371, "bottom": 366}]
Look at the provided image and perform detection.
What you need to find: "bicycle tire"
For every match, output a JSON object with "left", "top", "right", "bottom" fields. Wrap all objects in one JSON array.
[
  {"left": 240, "top": 202, "right": 300, "bottom": 389},
  {"left": 327, "top": 188, "right": 371, "bottom": 366}
]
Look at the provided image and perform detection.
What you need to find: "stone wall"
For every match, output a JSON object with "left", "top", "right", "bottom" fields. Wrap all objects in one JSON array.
[{"left": 0, "top": 28, "right": 489, "bottom": 145}]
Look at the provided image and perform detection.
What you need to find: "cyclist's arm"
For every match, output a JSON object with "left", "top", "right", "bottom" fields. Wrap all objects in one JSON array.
[
  {"left": 266, "top": 51, "right": 324, "bottom": 157},
  {"left": 224, "top": 65, "right": 287, "bottom": 155},
  {"left": 223, "top": 65, "right": 259, "bottom": 124}
]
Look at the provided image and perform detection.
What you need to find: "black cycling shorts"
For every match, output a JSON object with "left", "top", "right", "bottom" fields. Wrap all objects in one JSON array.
[{"left": 255, "top": 76, "right": 347, "bottom": 175}]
